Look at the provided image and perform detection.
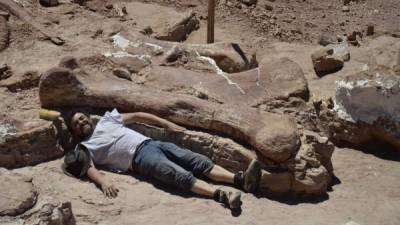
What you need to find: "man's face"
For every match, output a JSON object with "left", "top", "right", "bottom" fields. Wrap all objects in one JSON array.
[{"left": 71, "top": 112, "right": 94, "bottom": 138}]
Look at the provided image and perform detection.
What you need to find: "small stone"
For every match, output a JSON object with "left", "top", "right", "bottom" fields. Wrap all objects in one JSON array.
[
  {"left": 39, "top": 0, "right": 59, "bottom": 7},
  {"left": 0, "top": 10, "right": 10, "bottom": 20},
  {"left": 263, "top": 3, "right": 274, "bottom": 11},
  {"left": 105, "top": 3, "right": 113, "bottom": 9},
  {"left": 59, "top": 56, "right": 80, "bottom": 70},
  {"left": 113, "top": 67, "right": 132, "bottom": 81},
  {"left": 311, "top": 47, "right": 344, "bottom": 76},
  {"left": 366, "top": 24, "right": 374, "bottom": 36},
  {"left": 241, "top": 0, "right": 257, "bottom": 6},
  {"left": 140, "top": 26, "right": 153, "bottom": 35},
  {"left": 347, "top": 31, "right": 362, "bottom": 46},
  {"left": 342, "top": 6, "right": 350, "bottom": 12},
  {"left": 318, "top": 34, "right": 336, "bottom": 46},
  {"left": 0, "top": 64, "right": 12, "bottom": 80}
]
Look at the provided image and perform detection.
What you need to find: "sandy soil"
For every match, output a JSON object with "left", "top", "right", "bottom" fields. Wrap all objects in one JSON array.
[
  {"left": 0, "top": 0, "right": 399, "bottom": 224},
  {"left": 1, "top": 146, "right": 398, "bottom": 225}
]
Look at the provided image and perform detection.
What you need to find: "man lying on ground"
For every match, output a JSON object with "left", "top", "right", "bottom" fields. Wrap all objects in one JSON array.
[{"left": 62, "top": 109, "right": 261, "bottom": 209}]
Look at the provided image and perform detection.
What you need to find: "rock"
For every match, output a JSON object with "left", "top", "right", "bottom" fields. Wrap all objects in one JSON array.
[
  {"left": 328, "top": 40, "right": 350, "bottom": 62},
  {"left": 0, "top": 16, "right": 9, "bottom": 52},
  {"left": 0, "top": 70, "right": 41, "bottom": 92},
  {"left": 24, "top": 201, "right": 76, "bottom": 225},
  {"left": 258, "top": 57, "right": 310, "bottom": 100},
  {"left": 259, "top": 171, "right": 292, "bottom": 196},
  {"left": 39, "top": 0, "right": 59, "bottom": 7},
  {"left": 0, "top": 10, "right": 10, "bottom": 20},
  {"left": 318, "top": 34, "right": 337, "bottom": 46},
  {"left": 0, "top": 64, "right": 12, "bottom": 80},
  {"left": 106, "top": 54, "right": 151, "bottom": 74},
  {"left": 123, "top": 2, "right": 199, "bottom": 42},
  {"left": 59, "top": 56, "right": 80, "bottom": 70},
  {"left": 333, "top": 74, "right": 400, "bottom": 149},
  {"left": 262, "top": 2, "right": 274, "bottom": 11},
  {"left": 113, "top": 67, "right": 132, "bottom": 80},
  {"left": 342, "top": 6, "right": 350, "bottom": 12},
  {"left": 0, "top": 171, "right": 37, "bottom": 216},
  {"left": 345, "top": 221, "right": 363, "bottom": 225},
  {"left": 286, "top": 130, "right": 334, "bottom": 196},
  {"left": 73, "top": 0, "right": 86, "bottom": 6},
  {"left": 347, "top": 31, "right": 362, "bottom": 46},
  {"left": 0, "top": 119, "right": 63, "bottom": 168},
  {"left": 241, "top": 0, "right": 257, "bottom": 6},
  {"left": 311, "top": 47, "right": 344, "bottom": 76},
  {"left": 356, "top": 36, "right": 400, "bottom": 74},
  {"left": 366, "top": 24, "right": 374, "bottom": 36},
  {"left": 291, "top": 165, "right": 330, "bottom": 195},
  {"left": 302, "top": 130, "right": 335, "bottom": 174}
]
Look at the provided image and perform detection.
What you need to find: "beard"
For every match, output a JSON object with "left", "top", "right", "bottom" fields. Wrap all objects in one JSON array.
[{"left": 81, "top": 124, "right": 93, "bottom": 137}]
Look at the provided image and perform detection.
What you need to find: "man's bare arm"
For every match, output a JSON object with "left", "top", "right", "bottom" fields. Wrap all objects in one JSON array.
[
  {"left": 121, "top": 112, "right": 186, "bottom": 132},
  {"left": 86, "top": 161, "right": 119, "bottom": 198}
]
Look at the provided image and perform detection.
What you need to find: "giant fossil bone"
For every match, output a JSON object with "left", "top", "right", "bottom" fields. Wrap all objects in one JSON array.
[
  {"left": 106, "top": 31, "right": 257, "bottom": 73},
  {"left": 39, "top": 60, "right": 300, "bottom": 163}
]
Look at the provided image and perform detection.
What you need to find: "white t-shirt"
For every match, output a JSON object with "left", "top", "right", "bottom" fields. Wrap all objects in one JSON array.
[{"left": 81, "top": 109, "right": 150, "bottom": 172}]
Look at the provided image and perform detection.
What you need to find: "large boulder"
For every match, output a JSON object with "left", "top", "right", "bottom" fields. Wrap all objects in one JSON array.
[
  {"left": 0, "top": 170, "right": 37, "bottom": 216},
  {"left": 0, "top": 118, "right": 64, "bottom": 168},
  {"left": 334, "top": 74, "right": 400, "bottom": 148},
  {"left": 318, "top": 73, "right": 400, "bottom": 149}
]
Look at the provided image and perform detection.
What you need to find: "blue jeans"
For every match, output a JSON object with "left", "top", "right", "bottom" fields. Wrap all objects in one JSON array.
[{"left": 133, "top": 140, "right": 214, "bottom": 191}]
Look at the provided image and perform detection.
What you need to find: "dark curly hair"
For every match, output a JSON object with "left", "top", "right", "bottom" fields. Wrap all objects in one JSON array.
[{"left": 63, "top": 109, "right": 91, "bottom": 135}]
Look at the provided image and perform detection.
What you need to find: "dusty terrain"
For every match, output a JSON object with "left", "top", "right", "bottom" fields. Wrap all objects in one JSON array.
[{"left": 0, "top": 0, "right": 399, "bottom": 224}]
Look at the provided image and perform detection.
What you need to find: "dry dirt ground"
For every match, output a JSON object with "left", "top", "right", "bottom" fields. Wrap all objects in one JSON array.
[{"left": 0, "top": 0, "right": 400, "bottom": 224}]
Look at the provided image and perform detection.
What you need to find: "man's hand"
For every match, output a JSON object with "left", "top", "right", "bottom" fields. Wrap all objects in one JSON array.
[
  {"left": 87, "top": 164, "right": 119, "bottom": 198},
  {"left": 101, "top": 182, "right": 119, "bottom": 198}
]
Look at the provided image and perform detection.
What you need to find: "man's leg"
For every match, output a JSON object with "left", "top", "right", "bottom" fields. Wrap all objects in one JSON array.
[
  {"left": 205, "top": 165, "right": 234, "bottom": 184},
  {"left": 190, "top": 179, "right": 216, "bottom": 197},
  {"left": 133, "top": 141, "right": 241, "bottom": 209},
  {"left": 157, "top": 141, "right": 261, "bottom": 193},
  {"left": 191, "top": 179, "right": 241, "bottom": 209}
]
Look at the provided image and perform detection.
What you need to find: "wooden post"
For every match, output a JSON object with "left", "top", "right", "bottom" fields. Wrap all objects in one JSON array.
[{"left": 207, "top": 0, "right": 215, "bottom": 43}]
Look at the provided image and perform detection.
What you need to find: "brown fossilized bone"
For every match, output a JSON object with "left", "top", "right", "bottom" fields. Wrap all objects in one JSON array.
[
  {"left": 136, "top": 57, "right": 309, "bottom": 106},
  {"left": 39, "top": 60, "right": 300, "bottom": 162},
  {"left": 106, "top": 31, "right": 257, "bottom": 73},
  {"left": 0, "top": 0, "right": 64, "bottom": 45}
]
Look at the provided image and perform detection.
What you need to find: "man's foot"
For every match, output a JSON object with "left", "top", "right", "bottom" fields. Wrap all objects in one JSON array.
[
  {"left": 244, "top": 159, "right": 262, "bottom": 193},
  {"left": 234, "top": 159, "right": 261, "bottom": 193},
  {"left": 213, "top": 189, "right": 242, "bottom": 209}
]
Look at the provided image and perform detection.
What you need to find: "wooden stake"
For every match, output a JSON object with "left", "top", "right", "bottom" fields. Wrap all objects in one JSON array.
[{"left": 207, "top": 0, "right": 215, "bottom": 43}]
